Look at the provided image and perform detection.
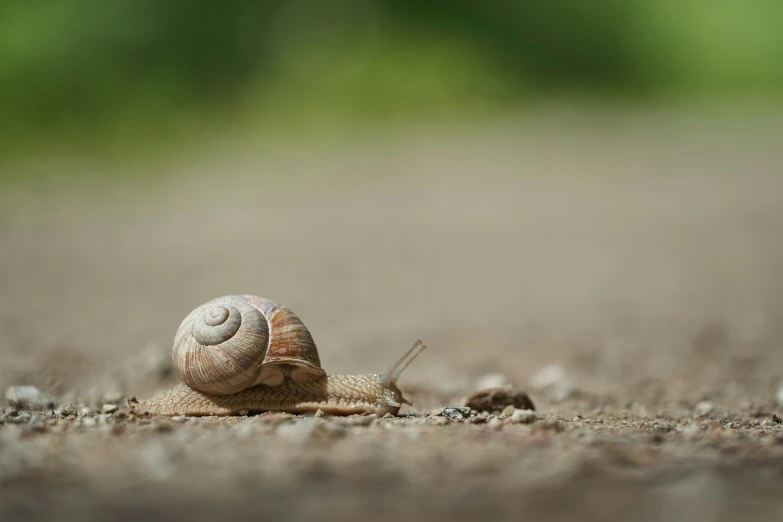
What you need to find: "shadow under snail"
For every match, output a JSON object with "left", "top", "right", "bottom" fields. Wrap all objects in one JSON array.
[{"left": 131, "top": 295, "right": 427, "bottom": 416}]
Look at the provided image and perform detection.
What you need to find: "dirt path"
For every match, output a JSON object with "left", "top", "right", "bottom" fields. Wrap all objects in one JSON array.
[{"left": 1, "top": 113, "right": 783, "bottom": 521}]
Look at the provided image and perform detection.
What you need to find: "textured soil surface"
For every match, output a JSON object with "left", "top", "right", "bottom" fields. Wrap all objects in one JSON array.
[{"left": 2, "top": 113, "right": 783, "bottom": 521}]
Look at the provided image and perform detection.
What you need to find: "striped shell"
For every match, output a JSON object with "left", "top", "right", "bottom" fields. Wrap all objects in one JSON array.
[{"left": 171, "top": 295, "right": 325, "bottom": 395}]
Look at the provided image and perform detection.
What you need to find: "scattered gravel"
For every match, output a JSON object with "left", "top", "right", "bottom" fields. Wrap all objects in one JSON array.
[{"left": 0, "top": 394, "right": 781, "bottom": 520}]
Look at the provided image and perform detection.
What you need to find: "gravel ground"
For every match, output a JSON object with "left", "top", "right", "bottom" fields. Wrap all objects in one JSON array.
[{"left": 1, "top": 112, "right": 783, "bottom": 521}]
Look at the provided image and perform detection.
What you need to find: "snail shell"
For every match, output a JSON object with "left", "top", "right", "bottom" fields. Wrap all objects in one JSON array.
[{"left": 172, "top": 295, "right": 325, "bottom": 395}]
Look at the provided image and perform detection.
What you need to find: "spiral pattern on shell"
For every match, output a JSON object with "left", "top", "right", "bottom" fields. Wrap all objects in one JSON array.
[{"left": 172, "top": 296, "right": 271, "bottom": 395}]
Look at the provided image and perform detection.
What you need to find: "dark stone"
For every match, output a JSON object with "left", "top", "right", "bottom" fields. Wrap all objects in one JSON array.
[
  {"left": 441, "top": 407, "right": 470, "bottom": 419},
  {"left": 464, "top": 388, "right": 535, "bottom": 412}
]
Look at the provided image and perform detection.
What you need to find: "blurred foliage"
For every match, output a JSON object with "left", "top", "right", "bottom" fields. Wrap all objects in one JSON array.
[{"left": 1, "top": 0, "right": 782, "bottom": 170}]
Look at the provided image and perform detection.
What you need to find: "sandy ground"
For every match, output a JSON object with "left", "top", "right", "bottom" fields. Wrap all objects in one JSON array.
[{"left": 1, "top": 111, "right": 783, "bottom": 521}]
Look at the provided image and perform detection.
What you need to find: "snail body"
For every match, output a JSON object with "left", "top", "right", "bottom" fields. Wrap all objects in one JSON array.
[{"left": 133, "top": 295, "right": 426, "bottom": 416}]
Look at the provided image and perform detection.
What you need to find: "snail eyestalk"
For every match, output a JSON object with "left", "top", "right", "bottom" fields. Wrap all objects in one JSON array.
[{"left": 379, "top": 340, "right": 427, "bottom": 389}]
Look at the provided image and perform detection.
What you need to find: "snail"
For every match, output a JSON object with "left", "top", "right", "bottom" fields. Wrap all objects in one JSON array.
[{"left": 131, "top": 295, "right": 427, "bottom": 416}]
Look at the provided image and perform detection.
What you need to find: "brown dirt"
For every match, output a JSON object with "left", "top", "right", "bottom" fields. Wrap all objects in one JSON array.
[{"left": 1, "top": 112, "right": 783, "bottom": 521}]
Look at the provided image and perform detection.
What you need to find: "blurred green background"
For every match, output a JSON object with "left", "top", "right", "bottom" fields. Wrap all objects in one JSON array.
[{"left": 2, "top": 0, "right": 782, "bottom": 179}]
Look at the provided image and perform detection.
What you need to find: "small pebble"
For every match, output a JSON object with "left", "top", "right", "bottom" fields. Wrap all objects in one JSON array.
[
  {"left": 528, "top": 363, "right": 576, "bottom": 402},
  {"left": 314, "top": 409, "right": 325, "bottom": 418},
  {"left": 102, "top": 404, "right": 118, "bottom": 414},
  {"left": 509, "top": 409, "right": 536, "bottom": 424},
  {"left": 78, "top": 407, "right": 93, "bottom": 418},
  {"left": 442, "top": 407, "right": 471, "bottom": 419},
  {"left": 61, "top": 404, "right": 77, "bottom": 417},
  {"left": 5, "top": 386, "right": 54, "bottom": 411},
  {"left": 694, "top": 400, "right": 714, "bottom": 416},
  {"left": 501, "top": 405, "right": 515, "bottom": 417},
  {"left": 26, "top": 415, "right": 46, "bottom": 433}
]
